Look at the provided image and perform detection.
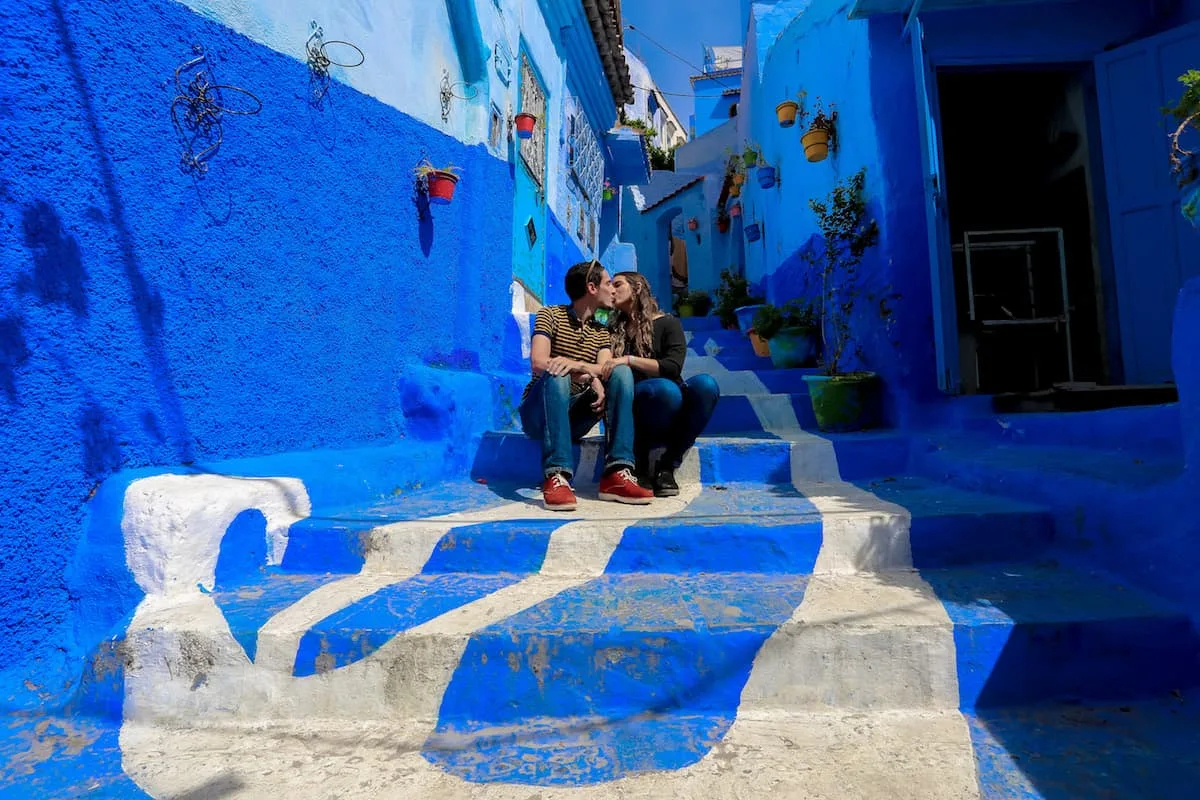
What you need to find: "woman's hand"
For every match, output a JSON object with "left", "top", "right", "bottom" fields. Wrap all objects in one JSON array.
[{"left": 600, "top": 355, "right": 630, "bottom": 381}]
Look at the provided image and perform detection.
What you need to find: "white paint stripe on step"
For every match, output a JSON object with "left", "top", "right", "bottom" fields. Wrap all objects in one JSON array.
[{"left": 682, "top": 354, "right": 769, "bottom": 394}]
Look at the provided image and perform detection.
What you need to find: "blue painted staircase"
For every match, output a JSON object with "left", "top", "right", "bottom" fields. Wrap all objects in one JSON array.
[{"left": 11, "top": 315, "right": 1200, "bottom": 799}]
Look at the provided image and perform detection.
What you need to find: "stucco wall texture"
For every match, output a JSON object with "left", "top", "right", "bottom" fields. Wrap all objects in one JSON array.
[{"left": 0, "top": 0, "right": 515, "bottom": 704}]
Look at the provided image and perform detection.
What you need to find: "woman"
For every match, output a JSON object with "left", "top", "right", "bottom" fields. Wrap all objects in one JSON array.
[{"left": 603, "top": 271, "right": 720, "bottom": 496}]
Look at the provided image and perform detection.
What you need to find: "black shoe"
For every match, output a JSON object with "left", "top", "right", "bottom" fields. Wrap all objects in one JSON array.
[{"left": 653, "top": 469, "right": 680, "bottom": 497}]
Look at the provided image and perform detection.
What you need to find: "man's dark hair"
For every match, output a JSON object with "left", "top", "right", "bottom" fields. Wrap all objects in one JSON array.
[{"left": 564, "top": 260, "right": 604, "bottom": 302}]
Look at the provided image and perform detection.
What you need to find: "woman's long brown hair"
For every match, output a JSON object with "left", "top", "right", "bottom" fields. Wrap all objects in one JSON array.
[{"left": 610, "top": 271, "right": 662, "bottom": 358}]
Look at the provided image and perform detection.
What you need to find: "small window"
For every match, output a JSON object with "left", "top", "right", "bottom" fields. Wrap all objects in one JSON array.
[
  {"left": 526, "top": 218, "right": 537, "bottom": 248},
  {"left": 489, "top": 105, "right": 503, "bottom": 151},
  {"left": 729, "top": 103, "right": 738, "bottom": 118}
]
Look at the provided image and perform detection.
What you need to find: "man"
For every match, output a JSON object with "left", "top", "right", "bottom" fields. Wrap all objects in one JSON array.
[{"left": 519, "top": 261, "right": 654, "bottom": 511}]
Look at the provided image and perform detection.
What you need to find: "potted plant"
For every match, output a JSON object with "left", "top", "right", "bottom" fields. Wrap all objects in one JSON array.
[
  {"left": 514, "top": 111, "right": 538, "bottom": 139},
  {"left": 602, "top": 178, "right": 615, "bottom": 201},
  {"left": 687, "top": 217, "right": 700, "bottom": 231},
  {"left": 801, "top": 98, "right": 838, "bottom": 164},
  {"left": 729, "top": 201, "right": 742, "bottom": 218},
  {"left": 1166, "top": 69, "right": 1199, "bottom": 226},
  {"left": 775, "top": 90, "right": 808, "bottom": 129},
  {"left": 714, "top": 269, "right": 764, "bottom": 330},
  {"left": 677, "top": 290, "right": 713, "bottom": 318},
  {"left": 757, "top": 163, "right": 778, "bottom": 189},
  {"left": 752, "top": 300, "right": 819, "bottom": 369},
  {"left": 741, "top": 143, "right": 761, "bottom": 170},
  {"left": 729, "top": 183, "right": 742, "bottom": 198},
  {"left": 802, "top": 167, "right": 882, "bottom": 432},
  {"left": 414, "top": 160, "right": 462, "bottom": 205}
]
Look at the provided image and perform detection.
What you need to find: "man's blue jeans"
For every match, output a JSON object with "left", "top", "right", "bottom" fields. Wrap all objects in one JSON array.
[
  {"left": 519, "top": 365, "right": 636, "bottom": 478},
  {"left": 633, "top": 375, "right": 721, "bottom": 469}
]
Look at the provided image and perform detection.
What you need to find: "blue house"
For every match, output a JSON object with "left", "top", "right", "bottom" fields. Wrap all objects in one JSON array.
[{"left": 737, "top": 0, "right": 1200, "bottom": 420}]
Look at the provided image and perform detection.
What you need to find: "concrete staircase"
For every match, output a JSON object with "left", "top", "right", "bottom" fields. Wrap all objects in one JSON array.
[{"left": 35, "top": 315, "right": 1200, "bottom": 798}]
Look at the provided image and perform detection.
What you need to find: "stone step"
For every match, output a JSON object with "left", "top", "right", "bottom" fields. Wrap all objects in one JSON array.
[
  {"left": 682, "top": 357, "right": 821, "bottom": 394},
  {"left": 114, "top": 710, "right": 982, "bottom": 798},
  {"left": 678, "top": 315, "right": 725, "bottom": 332},
  {"left": 469, "top": 429, "right": 913, "bottom": 487},
  {"left": 115, "top": 562, "right": 1198, "bottom": 730},
  {"left": 704, "top": 393, "right": 817, "bottom": 432},
  {"left": 281, "top": 479, "right": 1052, "bottom": 576}
]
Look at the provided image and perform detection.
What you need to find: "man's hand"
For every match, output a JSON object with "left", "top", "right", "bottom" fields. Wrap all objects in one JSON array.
[
  {"left": 589, "top": 378, "right": 606, "bottom": 413},
  {"left": 600, "top": 355, "right": 629, "bottom": 381},
  {"left": 545, "top": 356, "right": 579, "bottom": 376}
]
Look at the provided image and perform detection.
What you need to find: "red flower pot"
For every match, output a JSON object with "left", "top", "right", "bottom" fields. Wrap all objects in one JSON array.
[
  {"left": 426, "top": 171, "right": 459, "bottom": 205},
  {"left": 514, "top": 112, "right": 537, "bottom": 140},
  {"left": 717, "top": 218, "right": 730, "bottom": 233},
  {"left": 729, "top": 202, "right": 742, "bottom": 218}
]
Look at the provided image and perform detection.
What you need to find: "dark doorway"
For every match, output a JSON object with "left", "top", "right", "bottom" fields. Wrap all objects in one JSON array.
[{"left": 938, "top": 67, "right": 1108, "bottom": 396}]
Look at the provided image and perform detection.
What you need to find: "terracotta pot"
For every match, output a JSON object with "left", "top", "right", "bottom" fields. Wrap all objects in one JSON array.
[
  {"left": 426, "top": 171, "right": 459, "bottom": 204},
  {"left": 775, "top": 100, "right": 799, "bottom": 128},
  {"left": 748, "top": 330, "right": 771, "bottom": 358},
  {"left": 802, "top": 127, "right": 831, "bottom": 163},
  {"left": 514, "top": 112, "right": 537, "bottom": 139}
]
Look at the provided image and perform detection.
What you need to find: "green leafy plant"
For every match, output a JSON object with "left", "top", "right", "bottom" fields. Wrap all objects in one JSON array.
[
  {"left": 413, "top": 159, "right": 462, "bottom": 180},
  {"left": 807, "top": 167, "right": 880, "bottom": 376},
  {"left": 682, "top": 290, "right": 713, "bottom": 316},
  {"left": 752, "top": 299, "right": 817, "bottom": 341},
  {"left": 623, "top": 117, "right": 676, "bottom": 171},
  {"left": 714, "top": 269, "right": 764, "bottom": 328}
]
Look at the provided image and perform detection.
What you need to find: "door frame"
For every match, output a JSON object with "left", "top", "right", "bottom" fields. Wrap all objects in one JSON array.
[{"left": 911, "top": 25, "right": 1121, "bottom": 391}]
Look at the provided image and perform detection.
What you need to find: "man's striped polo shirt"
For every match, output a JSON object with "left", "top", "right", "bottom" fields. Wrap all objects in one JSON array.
[{"left": 522, "top": 304, "right": 613, "bottom": 400}]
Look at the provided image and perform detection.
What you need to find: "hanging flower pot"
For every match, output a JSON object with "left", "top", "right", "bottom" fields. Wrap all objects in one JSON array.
[
  {"left": 687, "top": 217, "right": 699, "bottom": 231},
  {"left": 426, "top": 170, "right": 460, "bottom": 204},
  {"left": 729, "top": 202, "right": 742, "bottom": 218},
  {"left": 717, "top": 217, "right": 731, "bottom": 233},
  {"left": 729, "top": 184, "right": 741, "bottom": 198},
  {"left": 802, "top": 127, "right": 830, "bottom": 163},
  {"left": 744, "top": 222, "right": 761, "bottom": 242},
  {"left": 742, "top": 149, "right": 758, "bottom": 170},
  {"left": 414, "top": 160, "right": 462, "bottom": 206},
  {"left": 514, "top": 112, "right": 538, "bottom": 139},
  {"left": 732, "top": 172, "right": 745, "bottom": 186},
  {"left": 757, "top": 165, "right": 777, "bottom": 189},
  {"left": 775, "top": 100, "right": 800, "bottom": 128}
]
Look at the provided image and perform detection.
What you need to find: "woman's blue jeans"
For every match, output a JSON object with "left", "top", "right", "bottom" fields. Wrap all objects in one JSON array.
[
  {"left": 519, "top": 365, "right": 636, "bottom": 478},
  {"left": 633, "top": 375, "right": 721, "bottom": 469}
]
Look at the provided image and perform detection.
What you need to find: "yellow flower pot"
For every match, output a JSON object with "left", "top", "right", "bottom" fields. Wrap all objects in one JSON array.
[
  {"left": 732, "top": 173, "right": 745, "bottom": 186},
  {"left": 775, "top": 100, "right": 800, "bottom": 128},
  {"left": 729, "top": 184, "right": 741, "bottom": 197},
  {"left": 802, "top": 127, "right": 830, "bottom": 163}
]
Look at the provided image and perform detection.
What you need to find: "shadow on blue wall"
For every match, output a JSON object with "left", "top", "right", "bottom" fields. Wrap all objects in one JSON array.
[
  {"left": 19, "top": 201, "right": 88, "bottom": 318},
  {"left": 0, "top": 314, "right": 30, "bottom": 402},
  {"left": 49, "top": 0, "right": 193, "bottom": 465}
]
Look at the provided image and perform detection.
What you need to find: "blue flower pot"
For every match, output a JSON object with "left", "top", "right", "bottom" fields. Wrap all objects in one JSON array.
[
  {"left": 734, "top": 304, "right": 766, "bottom": 334},
  {"left": 767, "top": 326, "right": 817, "bottom": 369},
  {"left": 744, "top": 223, "right": 761, "bottom": 242},
  {"left": 757, "top": 166, "right": 777, "bottom": 189}
]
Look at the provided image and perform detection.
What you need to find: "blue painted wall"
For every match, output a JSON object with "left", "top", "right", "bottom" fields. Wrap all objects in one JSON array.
[
  {"left": 744, "top": 0, "right": 939, "bottom": 426},
  {"left": 692, "top": 75, "right": 740, "bottom": 139},
  {"left": 0, "top": 0, "right": 522, "bottom": 708}
]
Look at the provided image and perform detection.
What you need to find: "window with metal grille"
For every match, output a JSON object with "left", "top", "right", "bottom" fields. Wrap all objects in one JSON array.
[{"left": 519, "top": 54, "right": 547, "bottom": 189}]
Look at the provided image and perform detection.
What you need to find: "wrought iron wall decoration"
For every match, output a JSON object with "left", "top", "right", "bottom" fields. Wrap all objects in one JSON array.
[
  {"left": 493, "top": 39, "right": 514, "bottom": 85},
  {"left": 170, "top": 45, "right": 262, "bottom": 175},
  {"left": 305, "top": 22, "right": 365, "bottom": 104},
  {"left": 440, "top": 70, "right": 479, "bottom": 124},
  {"left": 517, "top": 54, "right": 547, "bottom": 190}
]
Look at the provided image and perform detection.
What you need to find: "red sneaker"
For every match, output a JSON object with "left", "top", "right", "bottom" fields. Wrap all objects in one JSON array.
[
  {"left": 598, "top": 467, "right": 654, "bottom": 505},
  {"left": 541, "top": 473, "right": 577, "bottom": 511}
]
